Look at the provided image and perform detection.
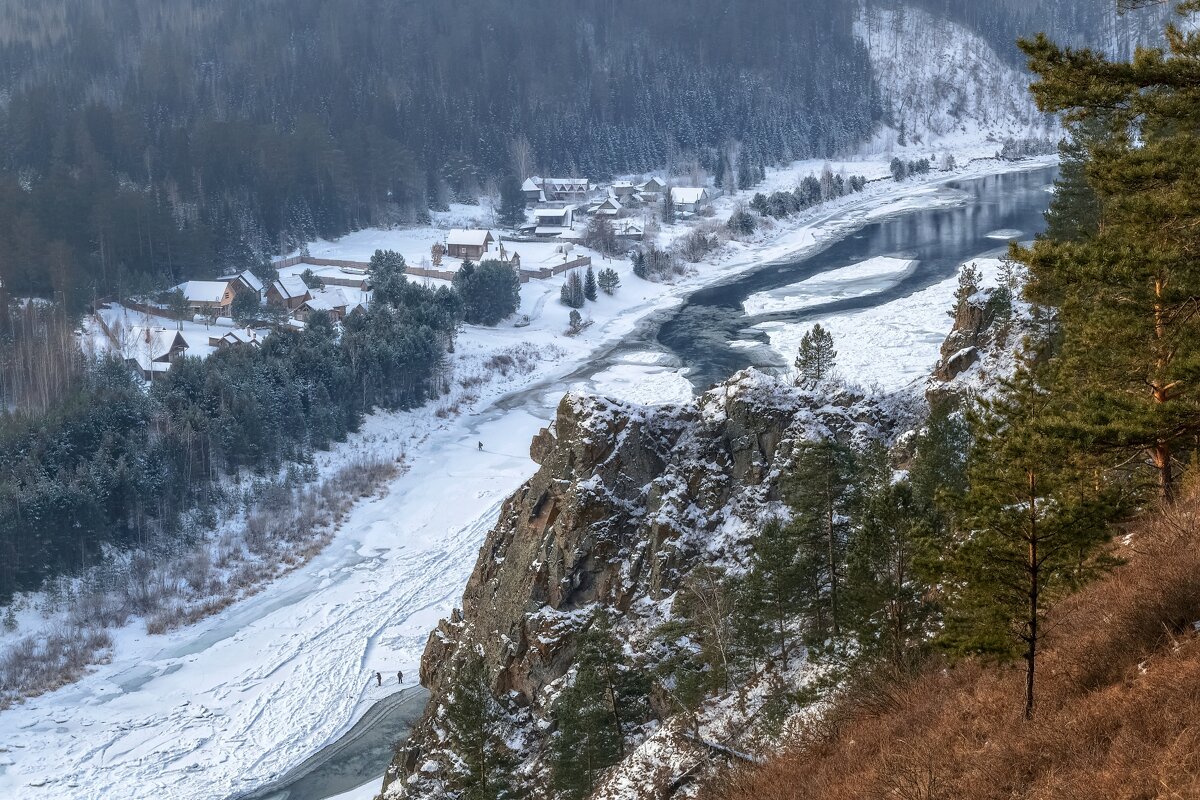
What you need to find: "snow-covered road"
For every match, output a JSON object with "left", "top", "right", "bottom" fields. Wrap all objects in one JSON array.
[{"left": 0, "top": 149, "right": 1055, "bottom": 800}]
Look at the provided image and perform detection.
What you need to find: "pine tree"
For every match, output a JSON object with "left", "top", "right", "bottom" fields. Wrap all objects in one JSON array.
[
  {"left": 560, "top": 270, "right": 585, "bottom": 308},
  {"left": 549, "top": 615, "right": 648, "bottom": 800},
  {"left": 794, "top": 323, "right": 836, "bottom": 388},
  {"left": 738, "top": 519, "right": 808, "bottom": 663},
  {"left": 784, "top": 439, "right": 859, "bottom": 642},
  {"left": 736, "top": 149, "right": 754, "bottom": 191},
  {"left": 441, "top": 653, "right": 520, "bottom": 799},
  {"left": 631, "top": 251, "right": 647, "bottom": 280},
  {"left": 662, "top": 185, "right": 676, "bottom": 224},
  {"left": 498, "top": 174, "right": 527, "bottom": 228},
  {"left": 1041, "top": 116, "right": 1105, "bottom": 248},
  {"left": 583, "top": 265, "right": 598, "bottom": 302},
  {"left": 714, "top": 153, "right": 727, "bottom": 191},
  {"left": 1015, "top": 9, "right": 1200, "bottom": 501},
  {"left": 940, "top": 361, "right": 1125, "bottom": 719},
  {"left": 597, "top": 267, "right": 620, "bottom": 295},
  {"left": 369, "top": 249, "right": 409, "bottom": 307},
  {"left": 844, "top": 444, "right": 938, "bottom": 669}
]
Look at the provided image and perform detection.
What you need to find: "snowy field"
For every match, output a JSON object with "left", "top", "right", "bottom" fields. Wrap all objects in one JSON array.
[{"left": 0, "top": 143, "right": 1055, "bottom": 800}]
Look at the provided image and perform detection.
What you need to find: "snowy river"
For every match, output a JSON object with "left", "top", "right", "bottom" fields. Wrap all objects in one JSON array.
[
  {"left": 239, "top": 165, "right": 1057, "bottom": 800},
  {"left": 0, "top": 163, "right": 1055, "bottom": 800}
]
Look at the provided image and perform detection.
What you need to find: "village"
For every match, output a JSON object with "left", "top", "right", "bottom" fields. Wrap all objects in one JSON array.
[{"left": 89, "top": 175, "right": 716, "bottom": 381}]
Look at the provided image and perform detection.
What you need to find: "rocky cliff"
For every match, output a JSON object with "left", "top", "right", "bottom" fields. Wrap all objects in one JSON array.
[{"left": 381, "top": 370, "right": 896, "bottom": 799}]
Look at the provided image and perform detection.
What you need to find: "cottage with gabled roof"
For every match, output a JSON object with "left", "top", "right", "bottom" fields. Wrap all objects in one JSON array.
[
  {"left": 267, "top": 275, "right": 312, "bottom": 310},
  {"left": 218, "top": 270, "right": 264, "bottom": 300},
  {"left": 446, "top": 229, "right": 495, "bottom": 261},
  {"left": 176, "top": 280, "right": 237, "bottom": 316},
  {"left": 121, "top": 326, "right": 189, "bottom": 381},
  {"left": 638, "top": 177, "right": 666, "bottom": 202},
  {"left": 588, "top": 197, "right": 623, "bottom": 217}
]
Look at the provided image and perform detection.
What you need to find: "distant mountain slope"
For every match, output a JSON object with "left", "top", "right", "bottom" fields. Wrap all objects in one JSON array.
[{"left": 856, "top": 5, "right": 1050, "bottom": 144}]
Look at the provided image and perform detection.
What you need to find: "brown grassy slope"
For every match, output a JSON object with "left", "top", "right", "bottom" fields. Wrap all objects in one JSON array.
[{"left": 714, "top": 494, "right": 1200, "bottom": 800}]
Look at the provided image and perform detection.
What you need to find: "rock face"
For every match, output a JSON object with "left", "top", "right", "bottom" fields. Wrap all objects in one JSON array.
[
  {"left": 931, "top": 289, "right": 999, "bottom": 383},
  {"left": 383, "top": 370, "right": 889, "bottom": 798}
]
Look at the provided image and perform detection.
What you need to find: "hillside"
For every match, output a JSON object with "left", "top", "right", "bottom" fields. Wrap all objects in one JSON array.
[
  {"left": 0, "top": 0, "right": 1155, "bottom": 306},
  {"left": 713, "top": 490, "right": 1200, "bottom": 799}
]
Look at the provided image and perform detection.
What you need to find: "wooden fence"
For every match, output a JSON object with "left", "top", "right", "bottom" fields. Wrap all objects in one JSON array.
[{"left": 272, "top": 254, "right": 593, "bottom": 285}]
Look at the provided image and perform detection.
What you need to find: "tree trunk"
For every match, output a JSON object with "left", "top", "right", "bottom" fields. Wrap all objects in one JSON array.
[
  {"left": 826, "top": 478, "right": 840, "bottom": 638},
  {"left": 1025, "top": 469, "right": 1039, "bottom": 721},
  {"left": 1152, "top": 438, "right": 1174, "bottom": 505}
]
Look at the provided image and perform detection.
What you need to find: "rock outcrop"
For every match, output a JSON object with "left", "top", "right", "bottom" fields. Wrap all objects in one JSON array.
[{"left": 382, "top": 370, "right": 890, "bottom": 799}]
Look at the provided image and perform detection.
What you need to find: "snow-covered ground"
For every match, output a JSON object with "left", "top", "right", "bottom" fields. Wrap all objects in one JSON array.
[
  {"left": 742, "top": 256, "right": 917, "bottom": 316},
  {"left": 0, "top": 142, "right": 1054, "bottom": 800},
  {"left": 755, "top": 255, "right": 1019, "bottom": 392}
]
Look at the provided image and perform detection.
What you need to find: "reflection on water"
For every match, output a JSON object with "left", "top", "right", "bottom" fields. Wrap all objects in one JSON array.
[{"left": 657, "top": 167, "right": 1057, "bottom": 389}]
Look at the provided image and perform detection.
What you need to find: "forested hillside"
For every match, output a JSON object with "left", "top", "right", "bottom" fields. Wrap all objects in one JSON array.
[
  {"left": 0, "top": 0, "right": 871, "bottom": 305},
  {"left": 0, "top": 0, "right": 1147, "bottom": 307}
]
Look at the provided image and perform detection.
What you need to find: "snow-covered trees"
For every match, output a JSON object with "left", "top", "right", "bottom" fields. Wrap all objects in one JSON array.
[
  {"left": 440, "top": 654, "right": 522, "bottom": 799},
  {"left": 596, "top": 268, "right": 620, "bottom": 295},
  {"left": 454, "top": 260, "right": 521, "bottom": 326},
  {"left": 497, "top": 175, "right": 527, "bottom": 228},
  {"left": 560, "top": 271, "right": 585, "bottom": 309},
  {"left": 794, "top": 323, "right": 837, "bottom": 388},
  {"left": 548, "top": 617, "right": 648, "bottom": 800},
  {"left": 583, "top": 266, "right": 598, "bottom": 302}
]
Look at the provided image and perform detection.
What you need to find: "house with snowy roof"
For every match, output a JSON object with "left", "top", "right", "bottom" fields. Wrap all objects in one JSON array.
[
  {"left": 610, "top": 181, "right": 638, "bottom": 200},
  {"left": 176, "top": 280, "right": 238, "bottom": 316},
  {"left": 522, "top": 177, "right": 591, "bottom": 203},
  {"left": 637, "top": 177, "right": 666, "bottom": 202},
  {"left": 670, "top": 186, "right": 712, "bottom": 214},
  {"left": 587, "top": 196, "right": 623, "bottom": 217},
  {"left": 522, "top": 176, "right": 545, "bottom": 203},
  {"left": 120, "top": 326, "right": 189, "bottom": 381},
  {"left": 532, "top": 206, "right": 577, "bottom": 237},
  {"left": 218, "top": 270, "right": 264, "bottom": 300},
  {"left": 267, "top": 275, "right": 312, "bottom": 310},
  {"left": 209, "top": 328, "right": 262, "bottom": 349},
  {"left": 293, "top": 286, "right": 368, "bottom": 323},
  {"left": 446, "top": 229, "right": 495, "bottom": 261}
]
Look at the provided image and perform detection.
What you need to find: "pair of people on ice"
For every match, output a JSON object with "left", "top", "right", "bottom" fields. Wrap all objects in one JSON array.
[{"left": 373, "top": 671, "right": 404, "bottom": 687}]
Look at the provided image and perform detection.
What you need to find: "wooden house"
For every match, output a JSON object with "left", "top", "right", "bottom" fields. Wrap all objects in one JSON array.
[
  {"left": 267, "top": 276, "right": 312, "bottom": 310},
  {"left": 176, "top": 280, "right": 237, "bottom": 316},
  {"left": 446, "top": 229, "right": 495, "bottom": 261}
]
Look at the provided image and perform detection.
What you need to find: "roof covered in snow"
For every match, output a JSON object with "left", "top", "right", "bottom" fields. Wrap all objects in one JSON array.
[
  {"left": 177, "top": 280, "right": 230, "bottom": 304},
  {"left": 271, "top": 275, "right": 310, "bottom": 301},
  {"left": 533, "top": 207, "right": 575, "bottom": 218},
  {"left": 219, "top": 270, "right": 264, "bottom": 293},
  {"left": 670, "top": 187, "right": 710, "bottom": 204},
  {"left": 447, "top": 229, "right": 494, "bottom": 247}
]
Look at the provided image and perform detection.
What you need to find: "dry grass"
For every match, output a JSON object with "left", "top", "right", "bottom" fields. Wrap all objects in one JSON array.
[{"left": 713, "top": 492, "right": 1200, "bottom": 800}]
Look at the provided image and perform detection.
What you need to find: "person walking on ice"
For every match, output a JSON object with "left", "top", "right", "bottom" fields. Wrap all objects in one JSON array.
[
  {"left": 375, "top": 671, "right": 382, "bottom": 687},
  {"left": 397, "top": 670, "right": 404, "bottom": 684},
  {"left": 477, "top": 441, "right": 483, "bottom": 451}
]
